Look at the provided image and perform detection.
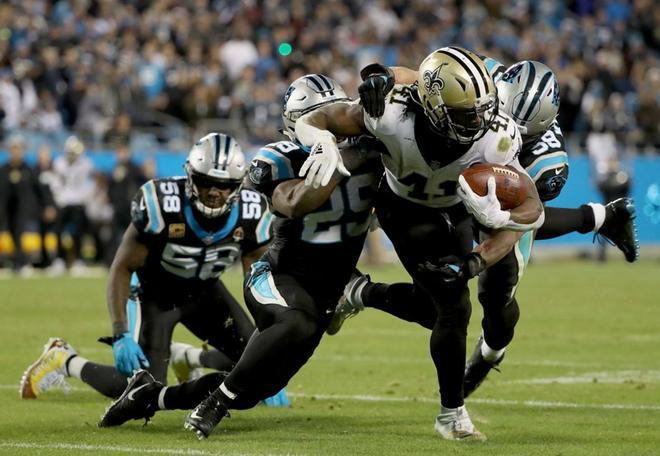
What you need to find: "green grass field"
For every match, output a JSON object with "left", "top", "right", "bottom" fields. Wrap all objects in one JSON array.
[{"left": 1, "top": 259, "right": 659, "bottom": 455}]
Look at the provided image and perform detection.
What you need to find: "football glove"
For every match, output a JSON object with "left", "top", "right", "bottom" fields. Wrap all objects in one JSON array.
[
  {"left": 457, "top": 175, "right": 511, "bottom": 229},
  {"left": 299, "top": 139, "right": 350, "bottom": 189},
  {"left": 418, "top": 253, "right": 486, "bottom": 282},
  {"left": 358, "top": 63, "right": 395, "bottom": 118},
  {"left": 112, "top": 332, "right": 149, "bottom": 376},
  {"left": 263, "top": 388, "right": 291, "bottom": 407}
]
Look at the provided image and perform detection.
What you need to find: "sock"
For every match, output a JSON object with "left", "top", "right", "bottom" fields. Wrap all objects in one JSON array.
[
  {"left": 79, "top": 362, "right": 129, "bottom": 398},
  {"left": 588, "top": 203, "right": 606, "bottom": 232},
  {"left": 481, "top": 337, "right": 506, "bottom": 363},
  {"left": 65, "top": 355, "right": 87, "bottom": 379},
  {"left": 535, "top": 206, "right": 596, "bottom": 239},
  {"left": 363, "top": 282, "right": 437, "bottom": 330},
  {"left": 161, "top": 372, "right": 226, "bottom": 410}
]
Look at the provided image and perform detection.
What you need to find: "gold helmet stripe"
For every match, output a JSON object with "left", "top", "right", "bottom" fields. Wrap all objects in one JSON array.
[{"left": 437, "top": 47, "right": 488, "bottom": 99}]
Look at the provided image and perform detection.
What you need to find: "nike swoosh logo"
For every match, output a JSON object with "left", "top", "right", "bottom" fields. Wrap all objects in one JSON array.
[
  {"left": 296, "top": 95, "right": 307, "bottom": 101},
  {"left": 554, "top": 168, "right": 563, "bottom": 175},
  {"left": 189, "top": 410, "right": 203, "bottom": 420},
  {"left": 127, "top": 383, "right": 150, "bottom": 401}
]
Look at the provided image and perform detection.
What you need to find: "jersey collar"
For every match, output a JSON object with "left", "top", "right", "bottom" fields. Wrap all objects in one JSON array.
[{"left": 183, "top": 198, "right": 239, "bottom": 245}]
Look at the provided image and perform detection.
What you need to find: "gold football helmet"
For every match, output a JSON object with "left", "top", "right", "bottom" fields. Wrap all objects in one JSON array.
[{"left": 417, "top": 46, "right": 498, "bottom": 144}]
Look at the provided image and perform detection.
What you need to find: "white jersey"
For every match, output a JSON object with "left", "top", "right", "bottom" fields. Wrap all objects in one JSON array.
[{"left": 363, "top": 85, "right": 524, "bottom": 208}]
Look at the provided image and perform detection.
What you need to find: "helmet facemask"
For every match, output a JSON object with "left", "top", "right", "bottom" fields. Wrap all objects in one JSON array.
[
  {"left": 184, "top": 133, "right": 246, "bottom": 218},
  {"left": 417, "top": 47, "right": 499, "bottom": 145},
  {"left": 185, "top": 164, "right": 243, "bottom": 218}
]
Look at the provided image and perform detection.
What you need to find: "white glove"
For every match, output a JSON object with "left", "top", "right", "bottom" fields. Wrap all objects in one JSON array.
[
  {"left": 298, "top": 140, "right": 351, "bottom": 188},
  {"left": 457, "top": 175, "right": 510, "bottom": 229}
]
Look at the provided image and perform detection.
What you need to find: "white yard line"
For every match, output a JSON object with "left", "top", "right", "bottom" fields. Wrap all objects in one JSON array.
[
  {"left": 0, "top": 442, "right": 220, "bottom": 455},
  {"left": 287, "top": 392, "right": 660, "bottom": 411},
  {"left": 3, "top": 383, "right": 658, "bottom": 412},
  {"left": 503, "top": 370, "right": 660, "bottom": 385}
]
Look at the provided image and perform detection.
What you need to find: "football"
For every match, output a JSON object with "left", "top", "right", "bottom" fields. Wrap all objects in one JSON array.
[{"left": 460, "top": 163, "right": 527, "bottom": 210}]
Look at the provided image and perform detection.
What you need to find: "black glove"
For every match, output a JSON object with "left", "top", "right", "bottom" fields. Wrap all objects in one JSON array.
[
  {"left": 358, "top": 63, "right": 395, "bottom": 118},
  {"left": 418, "top": 253, "right": 486, "bottom": 282}
]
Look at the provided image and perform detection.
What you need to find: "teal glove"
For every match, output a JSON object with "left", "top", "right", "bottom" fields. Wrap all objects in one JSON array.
[
  {"left": 112, "top": 332, "right": 149, "bottom": 376},
  {"left": 263, "top": 388, "right": 290, "bottom": 408}
]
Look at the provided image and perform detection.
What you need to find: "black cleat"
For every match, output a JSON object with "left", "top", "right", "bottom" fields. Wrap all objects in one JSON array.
[
  {"left": 184, "top": 389, "right": 230, "bottom": 439},
  {"left": 98, "top": 370, "right": 162, "bottom": 427},
  {"left": 463, "top": 335, "right": 504, "bottom": 399},
  {"left": 596, "top": 197, "right": 640, "bottom": 263}
]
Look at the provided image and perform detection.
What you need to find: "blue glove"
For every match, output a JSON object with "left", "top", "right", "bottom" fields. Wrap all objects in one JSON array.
[
  {"left": 263, "top": 388, "right": 291, "bottom": 408},
  {"left": 112, "top": 332, "right": 149, "bottom": 376}
]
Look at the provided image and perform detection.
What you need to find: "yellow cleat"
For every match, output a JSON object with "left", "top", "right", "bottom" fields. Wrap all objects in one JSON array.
[{"left": 20, "top": 338, "right": 76, "bottom": 399}]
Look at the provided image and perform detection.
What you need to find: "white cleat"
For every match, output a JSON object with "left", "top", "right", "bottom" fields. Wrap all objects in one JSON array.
[
  {"left": 170, "top": 342, "right": 203, "bottom": 384},
  {"left": 326, "top": 272, "right": 370, "bottom": 335},
  {"left": 434, "top": 405, "right": 487, "bottom": 441},
  {"left": 20, "top": 337, "right": 76, "bottom": 399}
]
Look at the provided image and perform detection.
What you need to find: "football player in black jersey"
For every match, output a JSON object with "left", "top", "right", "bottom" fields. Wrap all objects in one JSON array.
[
  {"left": 21, "top": 133, "right": 287, "bottom": 407},
  {"left": 95, "top": 75, "right": 383, "bottom": 433}
]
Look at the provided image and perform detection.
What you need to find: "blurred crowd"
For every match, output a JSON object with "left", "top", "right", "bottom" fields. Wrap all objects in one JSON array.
[
  {"left": 0, "top": 0, "right": 659, "bottom": 272},
  {"left": 0, "top": 0, "right": 657, "bottom": 153},
  {"left": 0, "top": 134, "right": 152, "bottom": 274}
]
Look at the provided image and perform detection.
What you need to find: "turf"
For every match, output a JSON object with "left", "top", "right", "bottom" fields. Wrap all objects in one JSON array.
[{"left": 1, "top": 258, "right": 658, "bottom": 455}]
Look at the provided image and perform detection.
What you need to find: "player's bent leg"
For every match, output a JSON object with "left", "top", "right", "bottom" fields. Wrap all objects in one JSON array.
[
  {"left": 185, "top": 266, "right": 323, "bottom": 438},
  {"left": 98, "top": 370, "right": 163, "bottom": 427},
  {"left": 20, "top": 338, "right": 77, "bottom": 399},
  {"left": 466, "top": 231, "right": 529, "bottom": 397},
  {"left": 463, "top": 334, "right": 505, "bottom": 399}
]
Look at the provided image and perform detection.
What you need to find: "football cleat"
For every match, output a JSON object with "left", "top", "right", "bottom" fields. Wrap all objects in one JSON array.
[
  {"left": 463, "top": 335, "right": 504, "bottom": 399},
  {"left": 20, "top": 337, "right": 76, "bottom": 399},
  {"left": 326, "top": 271, "right": 370, "bottom": 335},
  {"left": 170, "top": 342, "right": 204, "bottom": 384},
  {"left": 98, "top": 369, "right": 163, "bottom": 427},
  {"left": 434, "top": 405, "right": 487, "bottom": 441},
  {"left": 596, "top": 197, "right": 640, "bottom": 263},
  {"left": 184, "top": 389, "right": 230, "bottom": 439}
]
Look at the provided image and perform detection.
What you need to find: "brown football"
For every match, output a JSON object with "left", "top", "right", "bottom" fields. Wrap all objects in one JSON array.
[{"left": 460, "top": 163, "right": 527, "bottom": 210}]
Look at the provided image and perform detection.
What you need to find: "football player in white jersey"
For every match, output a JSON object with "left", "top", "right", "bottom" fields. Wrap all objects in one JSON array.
[
  {"left": 296, "top": 46, "right": 545, "bottom": 441},
  {"left": 358, "top": 58, "right": 638, "bottom": 262},
  {"left": 335, "top": 56, "right": 638, "bottom": 398}
]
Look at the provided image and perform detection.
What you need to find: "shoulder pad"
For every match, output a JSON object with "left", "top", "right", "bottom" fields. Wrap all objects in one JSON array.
[
  {"left": 236, "top": 188, "right": 273, "bottom": 245},
  {"left": 480, "top": 113, "right": 522, "bottom": 165},
  {"left": 132, "top": 180, "right": 166, "bottom": 234},
  {"left": 250, "top": 141, "right": 305, "bottom": 184},
  {"left": 364, "top": 85, "right": 411, "bottom": 136}
]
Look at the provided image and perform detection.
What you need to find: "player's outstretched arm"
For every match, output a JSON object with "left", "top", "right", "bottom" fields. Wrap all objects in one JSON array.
[
  {"left": 271, "top": 176, "right": 341, "bottom": 219},
  {"left": 107, "top": 224, "right": 148, "bottom": 332},
  {"left": 107, "top": 224, "right": 150, "bottom": 375},
  {"left": 295, "top": 102, "right": 366, "bottom": 188}
]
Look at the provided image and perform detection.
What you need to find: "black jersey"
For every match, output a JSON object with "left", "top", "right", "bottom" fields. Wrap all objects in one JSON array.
[
  {"left": 248, "top": 139, "right": 382, "bottom": 299},
  {"left": 519, "top": 120, "right": 569, "bottom": 202},
  {"left": 130, "top": 177, "right": 272, "bottom": 299}
]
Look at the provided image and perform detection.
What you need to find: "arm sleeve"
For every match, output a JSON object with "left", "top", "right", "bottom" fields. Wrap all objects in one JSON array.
[{"left": 130, "top": 181, "right": 165, "bottom": 243}]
